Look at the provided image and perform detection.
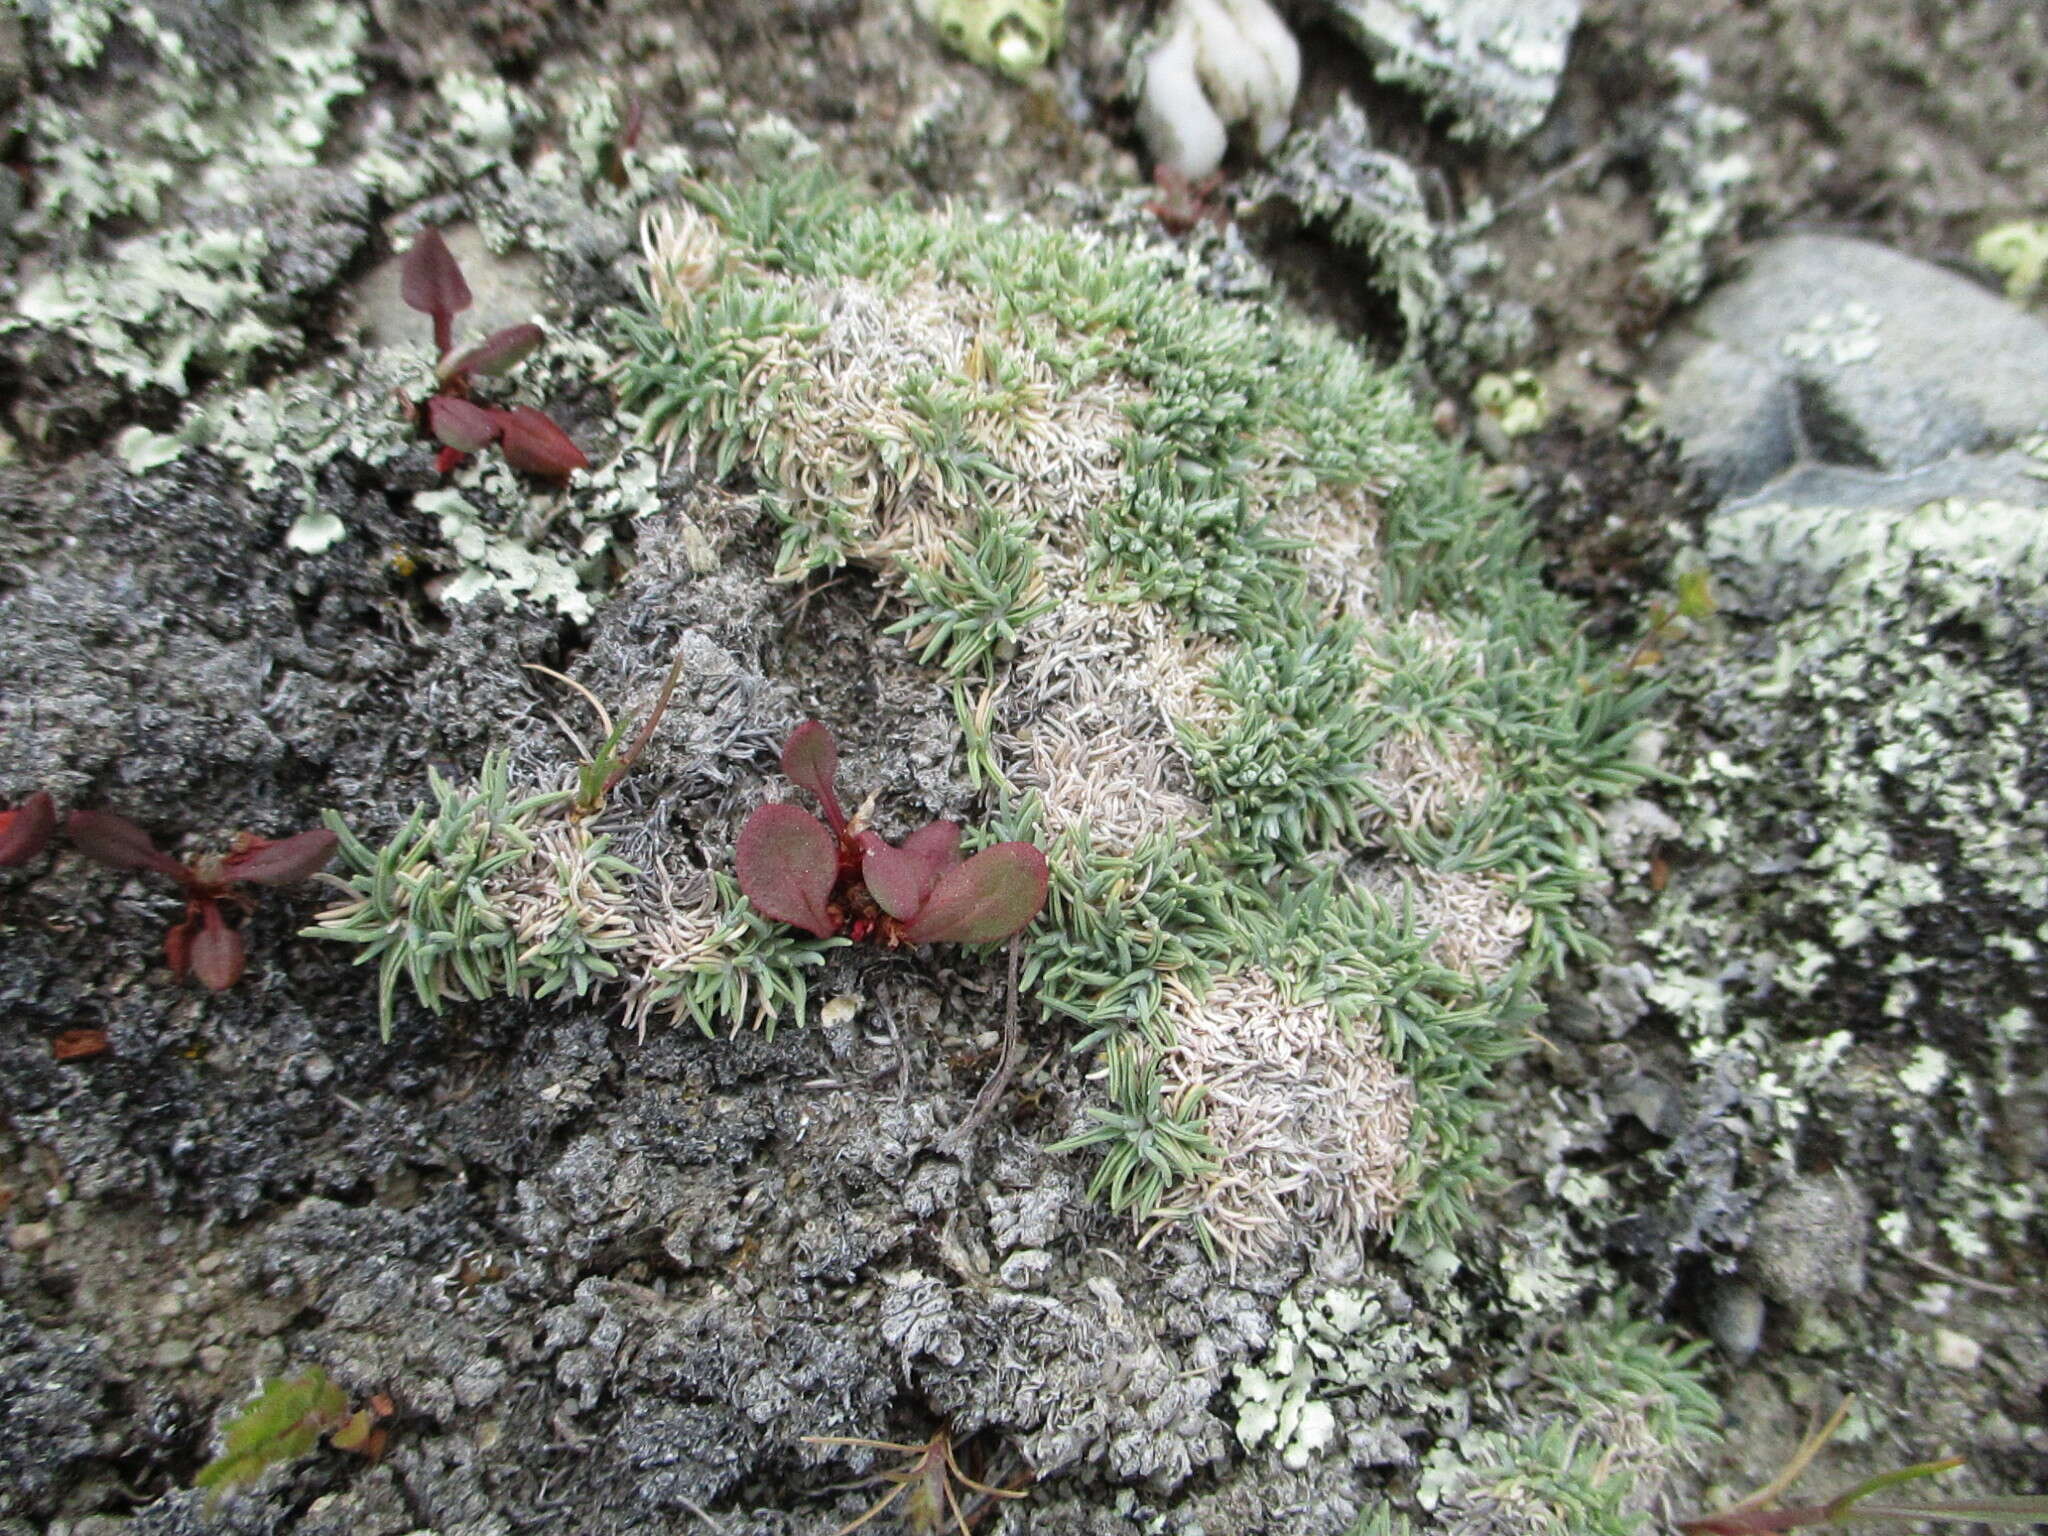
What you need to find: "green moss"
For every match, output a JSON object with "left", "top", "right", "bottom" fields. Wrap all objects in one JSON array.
[
  {"left": 307, "top": 756, "right": 574, "bottom": 1041},
  {"left": 607, "top": 168, "right": 1651, "bottom": 1247},
  {"left": 889, "top": 507, "right": 1057, "bottom": 677},
  {"left": 629, "top": 874, "right": 846, "bottom": 1041},
  {"left": 1416, "top": 1303, "right": 1718, "bottom": 1536}
]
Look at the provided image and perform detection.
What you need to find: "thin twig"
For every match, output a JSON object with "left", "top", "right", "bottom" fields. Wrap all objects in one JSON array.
[
  {"left": 1903, "top": 1249, "right": 2020, "bottom": 1298},
  {"left": 523, "top": 663, "right": 614, "bottom": 738},
  {"left": 940, "top": 936, "right": 1023, "bottom": 1159},
  {"left": 604, "top": 641, "right": 691, "bottom": 796}
]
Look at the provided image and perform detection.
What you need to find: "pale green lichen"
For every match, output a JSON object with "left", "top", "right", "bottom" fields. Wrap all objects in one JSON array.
[
  {"left": 1640, "top": 91, "right": 1754, "bottom": 304},
  {"left": 12, "top": 223, "right": 281, "bottom": 393},
  {"left": 1976, "top": 220, "right": 2048, "bottom": 304},
  {"left": 1645, "top": 492, "right": 2048, "bottom": 1257},
  {"left": 4, "top": 1, "right": 366, "bottom": 389},
  {"left": 912, "top": 0, "right": 1066, "bottom": 78},
  {"left": 1231, "top": 1280, "right": 1453, "bottom": 1470},
  {"left": 6, "top": 0, "right": 680, "bottom": 610}
]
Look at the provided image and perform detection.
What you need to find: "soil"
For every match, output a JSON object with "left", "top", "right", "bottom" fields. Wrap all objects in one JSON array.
[{"left": 3, "top": 0, "right": 2045, "bottom": 1532}]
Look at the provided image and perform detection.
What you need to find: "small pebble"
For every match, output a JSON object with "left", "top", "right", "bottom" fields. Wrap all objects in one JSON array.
[
  {"left": 1704, "top": 1280, "right": 1766, "bottom": 1359},
  {"left": 8, "top": 1220, "right": 52, "bottom": 1252},
  {"left": 1933, "top": 1328, "right": 1982, "bottom": 1370},
  {"left": 153, "top": 1339, "right": 196, "bottom": 1369},
  {"left": 198, "top": 1345, "right": 230, "bottom": 1374}
]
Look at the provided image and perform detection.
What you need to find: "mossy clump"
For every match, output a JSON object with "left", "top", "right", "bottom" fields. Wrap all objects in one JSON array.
[{"left": 609, "top": 168, "right": 1651, "bottom": 1259}]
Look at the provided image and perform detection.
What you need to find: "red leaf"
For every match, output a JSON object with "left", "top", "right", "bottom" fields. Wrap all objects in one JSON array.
[
  {"left": 400, "top": 227, "right": 472, "bottom": 332},
  {"left": 735, "top": 804, "right": 840, "bottom": 938},
  {"left": 903, "top": 841, "right": 1049, "bottom": 945},
  {"left": 860, "top": 820, "right": 961, "bottom": 920},
  {"left": 223, "top": 829, "right": 338, "bottom": 886},
  {"left": 68, "top": 809, "right": 191, "bottom": 882},
  {"left": 862, "top": 840, "right": 939, "bottom": 920},
  {"left": 779, "top": 721, "right": 846, "bottom": 834},
  {"left": 899, "top": 819, "right": 961, "bottom": 873},
  {"left": 488, "top": 406, "right": 588, "bottom": 479},
  {"left": 189, "top": 902, "right": 246, "bottom": 991},
  {"left": 165, "top": 914, "right": 195, "bottom": 978},
  {"left": 426, "top": 395, "right": 500, "bottom": 453},
  {"left": 439, "top": 323, "right": 544, "bottom": 384},
  {"left": 0, "top": 791, "right": 57, "bottom": 867},
  {"left": 51, "top": 1029, "right": 108, "bottom": 1061}
]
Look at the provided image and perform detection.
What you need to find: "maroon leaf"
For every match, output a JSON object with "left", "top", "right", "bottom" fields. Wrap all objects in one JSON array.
[
  {"left": 188, "top": 903, "right": 246, "bottom": 991},
  {"left": 224, "top": 829, "right": 338, "bottom": 886},
  {"left": 903, "top": 841, "right": 1049, "bottom": 945},
  {"left": 68, "top": 809, "right": 190, "bottom": 881},
  {"left": 401, "top": 226, "right": 471, "bottom": 353},
  {"left": 899, "top": 819, "right": 961, "bottom": 873},
  {"left": 165, "top": 914, "right": 195, "bottom": 979},
  {"left": 51, "top": 1028, "right": 108, "bottom": 1061},
  {"left": 779, "top": 721, "right": 846, "bottom": 835},
  {"left": 735, "top": 803, "right": 840, "bottom": 939},
  {"left": 0, "top": 791, "right": 57, "bottom": 867},
  {"left": 862, "top": 839, "right": 939, "bottom": 920},
  {"left": 860, "top": 819, "right": 962, "bottom": 920},
  {"left": 426, "top": 395, "right": 501, "bottom": 453},
  {"left": 489, "top": 406, "right": 589, "bottom": 479},
  {"left": 439, "top": 323, "right": 544, "bottom": 384}
]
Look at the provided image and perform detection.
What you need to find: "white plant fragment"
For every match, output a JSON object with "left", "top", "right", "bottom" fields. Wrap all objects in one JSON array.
[{"left": 1137, "top": 0, "right": 1302, "bottom": 181}]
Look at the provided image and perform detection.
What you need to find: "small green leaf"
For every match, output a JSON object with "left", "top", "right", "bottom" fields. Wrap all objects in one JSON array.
[{"left": 194, "top": 1367, "right": 350, "bottom": 1497}]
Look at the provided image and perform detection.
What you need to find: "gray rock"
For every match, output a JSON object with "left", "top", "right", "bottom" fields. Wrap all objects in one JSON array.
[
  {"left": 1702, "top": 1281, "right": 1765, "bottom": 1359},
  {"left": 1706, "top": 454, "right": 2048, "bottom": 618},
  {"left": 1745, "top": 1174, "right": 1868, "bottom": 1308},
  {"left": 1308, "top": 0, "right": 1580, "bottom": 143},
  {"left": 1655, "top": 236, "right": 2048, "bottom": 499}
]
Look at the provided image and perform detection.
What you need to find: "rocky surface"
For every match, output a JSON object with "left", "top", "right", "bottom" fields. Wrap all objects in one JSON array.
[
  {"left": 1307, "top": 0, "right": 1581, "bottom": 144},
  {"left": 1653, "top": 234, "right": 2048, "bottom": 498}
]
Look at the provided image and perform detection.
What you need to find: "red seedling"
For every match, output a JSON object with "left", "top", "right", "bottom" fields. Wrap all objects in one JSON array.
[
  {"left": 66, "top": 811, "right": 337, "bottom": 991},
  {"left": 398, "top": 227, "right": 588, "bottom": 482},
  {"left": 736, "top": 721, "right": 1049, "bottom": 946},
  {"left": 400, "top": 225, "right": 471, "bottom": 357},
  {"left": 0, "top": 791, "right": 57, "bottom": 866}
]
